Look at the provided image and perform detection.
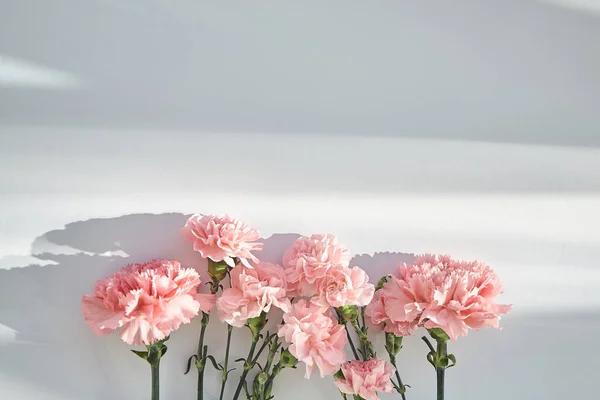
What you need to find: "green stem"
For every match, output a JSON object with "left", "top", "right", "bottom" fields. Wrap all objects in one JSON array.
[
  {"left": 351, "top": 320, "right": 373, "bottom": 361},
  {"left": 262, "top": 338, "right": 284, "bottom": 400},
  {"left": 218, "top": 324, "right": 234, "bottom": 400},
  {"left": 151, "top": 362, "right": 160, "bottom": 400},
  {"left": 436, "top": 340, "right": 447, "bottom": 400},
  {"left": 360, "top": 306, "right": 366, "bottom": 332},
  {"left": 196, "top": 312, "right": 209, "bottom": 400},
  {"left": 389, "top": 353, "right": 407, "bottom": 400},
  {"left": 345, "top": 324, "right": 361, "bottom": 361},
  {"left": 263, "top": 362, "right": 281, "bottom": 400},
  {"left": 251, "top": 334, "right": 274, "bottom": 365},
  {"left": 232, "top": 335, "right": 260, "bottom": 400},
  {"left": 264, "top": 336, "right": 280, "bottom": 373}
]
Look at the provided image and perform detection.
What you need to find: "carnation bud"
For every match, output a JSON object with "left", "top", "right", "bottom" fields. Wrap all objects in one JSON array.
[
  {"left": 337, "top": 305, "right": 359, "bottom": 322},
  {"left": 375, "top": 275, "right": 391, "bottom": 291},
  {"left": 247, "top": 312, "right": 267, "bottom": 339},
  {"left": 385, "top": 332, "right": 403, "bottom": 356},
  {"left": 207, "top": 259, "right": 230, "bottom": 283},
  {"left": 256, "top": 371, "right": 269, "bottom": 385},
  {"left": 279, "top": 348, "right": 298, "bottom": 368}
]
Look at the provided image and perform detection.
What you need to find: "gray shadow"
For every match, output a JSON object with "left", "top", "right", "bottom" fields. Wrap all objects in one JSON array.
[
  {"left": 350, "top": 252, "right": 416, "bottom": 282},
  {"left": 0, "top": 214, "right": 596, "bottom": 400},
  {"left": 2, "top": 0, "right": 600, "bottom": 148},
  {"left": 0, "top": 214, "right": 304, "bottom": 400}
]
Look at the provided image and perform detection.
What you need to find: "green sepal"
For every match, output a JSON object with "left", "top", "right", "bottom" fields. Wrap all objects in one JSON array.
[
  {"left": 279, "top": 348, "right": 298, "bottom": 368},
  {"left": 385, "top": 332, "right": 403, "bottom": 356},
  {"left": 131, "top": 349, "right": 148, "bottom": 360},
  {"left": 427, "top": 328, "right": 450, "bottom": 342},
  {"left": 375, "top": 275, "right": 391, "bottom": 291},
  {"left": 337, "top": 305, "right": 359, "bottom": 322}
]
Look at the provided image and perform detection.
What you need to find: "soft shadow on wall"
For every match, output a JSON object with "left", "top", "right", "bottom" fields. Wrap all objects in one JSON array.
[
  {"left": 0, "top": 213, "right": 414, "bottom": 400},
  {"left": 0, "top": 213, "right": 598, "bottom": 400}
]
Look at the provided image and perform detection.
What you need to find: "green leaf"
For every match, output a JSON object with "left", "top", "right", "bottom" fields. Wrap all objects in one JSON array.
[
  {"left": 446, "top": 354, "right": 457, "bottom": 368},
  {"left": 205, "top": 355, "right": 222, "bottom": 370},
  {"left": 184, "top": 355, "right": 197, "bottom": 375},
  {"left": 131, "top": 349, "right": 148, "bottom": 360},
  {"left": 426, "top": 351, "right": 436, "bottom": 368}
]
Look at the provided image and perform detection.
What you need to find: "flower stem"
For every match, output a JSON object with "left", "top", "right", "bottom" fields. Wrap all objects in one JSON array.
[
  {"left": 141, "top": 339, "right": 167, "bottom": 400},
  {"left": 196, "top": 312, "right": 209, "bottom": 400},
  {"left": 345, "top": 324, "right": 361, "bottom": 360},
  {"left": 422, "top": 331, "right": 451, "bottom": 400},
  {"left": 151, "top": 362, "right": 160, "bottom": 400},
  {"left": 218, "top": 324, "right": 234, "bottom": 400},
  {"left": 232, "top": 334, "right": 260, "bottom": 400},
  {"left": 260, "top": 337, "right": 281, "bottom": 400},
  {"left": 388, "top": 353, "right": 407, "bottom": 400},
  {"left": 351, "top": 320, "right": 374, "bottom": 361},
  {"left": 435, "top": 340, "right": 447, "bottom": 400}
]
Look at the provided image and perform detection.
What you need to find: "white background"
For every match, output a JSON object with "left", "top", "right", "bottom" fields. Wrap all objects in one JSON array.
[{"left": 1, "top": 1, "right": 599, "bottom": 399}]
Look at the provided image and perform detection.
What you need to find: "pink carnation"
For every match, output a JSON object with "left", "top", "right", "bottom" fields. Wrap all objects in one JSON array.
[
  {"left": 282, "top": 234, "right": 351, "bottom": 296},
  {"left": 312, "top": 265, "right": 375, "bottom": 308},
  {"left": 366, "top": 290, "right": 418, "bottom": 337},
  {"left": 334, "top": 358, "right": 396, "bottom": 400},
  {"left": 217, "top": 261, "right": 291, "bottom": 327},
  {"left": 181, "top": 214, "right": 263, "bottom": 267},
  {"left": 367, "top": 254, "right": 512, "bottom": 340},
  {"left": 82, "top": 259, "right": 215, "bottom": 346},
  {"left": 278, "top": 299, "right": 347, "bottom": 378}
]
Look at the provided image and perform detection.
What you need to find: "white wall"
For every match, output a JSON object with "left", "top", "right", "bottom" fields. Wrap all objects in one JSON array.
[{"left": 1, "top": 1, "right": 599, "bottom": 399}]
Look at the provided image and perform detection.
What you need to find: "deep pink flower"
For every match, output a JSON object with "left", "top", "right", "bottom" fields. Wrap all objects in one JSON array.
[
  {"left": 312, "top": 265, "right": 374, "bottom": 308},
  {"left": 278, "top": 299, "right": 347, "bottom": 378},
  {"left": 282, "top": 234, "right": 351, "bottom": 296},
  {"left": 334, "top": 358, "right": 396, "bottom": 400},
  {"left": 217, "top": 261, "right": 291, "bottom": 327},
  {"left": 366, "top": 254, "right": 511, "bottom": 340},
  {"left": 82, "top": 259, "right": 215, "bottom": 345},
  {"left": 181, "top": 214, "right": 263, "bottom": 267}
]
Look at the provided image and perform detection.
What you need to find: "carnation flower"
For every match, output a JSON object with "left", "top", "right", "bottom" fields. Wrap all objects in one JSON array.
[
  {"left": 278, "top": 299, "right": 347, "bottom": 378},
  {"left": 366, "top": 254, "right": 511, "bottom": 340},
  {"left": 366, "top": 290, "right": 418, "bottom": 337},
  {"left": 312, "top": 265, "right": 375, "bottom": 308},
  {"left": 181, "top": 214, "right": 263, "bottom": 267},
  {"left": 282, "top": 234, "right": 351, "bottom": 296},
  {"left": 334, "top": 358, "right": 396, "bottom": 400},
  {"left": 217, "top": 261, "right": 291, "bottom": 327},
  {"left": 82, "top": 259, "right": 215, "bottom": 346}
]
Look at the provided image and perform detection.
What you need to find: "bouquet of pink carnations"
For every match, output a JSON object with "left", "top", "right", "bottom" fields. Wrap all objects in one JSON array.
[{"left": 82, "top": 214, "right": 511, "bottom": 400}]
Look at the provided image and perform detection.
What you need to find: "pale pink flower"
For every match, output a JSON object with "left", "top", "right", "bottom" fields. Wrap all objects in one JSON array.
[
  {"left": 181, "top": 214, "right": 263, "bottom": 267},
  {"left": 282, "top": 234, "right": 351, "bottom": 296},
  {"left": 82, "top": 259, "right": 215, "bottom": 346},
  {"left": 366, "top": 254, "right": 511, "bottom": 340},
  {"left": 334, "top": 358, "right": 396, "bottom": 400},
  {"left": 217, "top": 261, "right": 291, "bottom": 327},
  {"left": 365, "top": 290, "right": 418, "bottom": 337},
  {"left": 312, "top": 265, "right": 375, "bottom": 308},
  {"left": 278, "top": 299, "right": 347, "bottom": 378}
]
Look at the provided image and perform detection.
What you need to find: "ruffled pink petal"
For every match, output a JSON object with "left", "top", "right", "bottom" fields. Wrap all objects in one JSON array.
[{"left": 81, "top": 295, "right": 124, "bottom": 336}]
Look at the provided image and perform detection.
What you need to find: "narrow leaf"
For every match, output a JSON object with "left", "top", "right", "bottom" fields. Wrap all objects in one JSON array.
[
  {"left": 131, "top": 350, "right": 148, "bottom": 360},
  {"left": 184, "top": 355, "right": 197, "bottom": 375}
]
